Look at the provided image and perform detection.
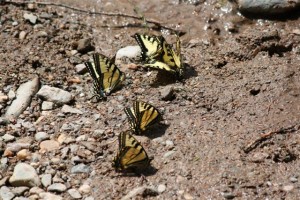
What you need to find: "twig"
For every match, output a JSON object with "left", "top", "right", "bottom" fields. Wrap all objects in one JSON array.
[
  {"left": 243, "top": 124, "right": 299, "bottom": 153},
  {"left": 3, "top": 0, "right": 185, "bottom": 34}
]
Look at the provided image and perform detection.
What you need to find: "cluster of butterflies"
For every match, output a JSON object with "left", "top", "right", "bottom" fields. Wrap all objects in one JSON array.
[
  {"left": 84, "top": 33, "right": 182, "bottom": 171},
  {"left": 84, "top": 33, "right": 184, "bottom": 100}
]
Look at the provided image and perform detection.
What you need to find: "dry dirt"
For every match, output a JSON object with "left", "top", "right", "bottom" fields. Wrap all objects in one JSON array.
[{"left": 1, "top": 0, "right": 300, "bottom": 199}]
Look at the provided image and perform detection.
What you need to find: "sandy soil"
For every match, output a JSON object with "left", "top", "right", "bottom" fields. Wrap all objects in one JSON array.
[{"left": 1, "top": 0, "right": 300, "bottom": 199}]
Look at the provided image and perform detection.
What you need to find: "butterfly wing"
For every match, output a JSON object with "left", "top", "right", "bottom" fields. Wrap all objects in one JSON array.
[
  {"left": 134, "top": 33, "right": 162, "bottom": 61},
  {"left": 85, "top": 53, "right": 125, "bottom": 99}
]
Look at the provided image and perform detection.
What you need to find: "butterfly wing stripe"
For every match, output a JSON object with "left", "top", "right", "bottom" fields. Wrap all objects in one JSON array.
[
  {"left": 121, "top": 147, "right": 148, "bottom": 167},
  {"left": 124, "top": 107, "right": 139, "bottom": 132}
]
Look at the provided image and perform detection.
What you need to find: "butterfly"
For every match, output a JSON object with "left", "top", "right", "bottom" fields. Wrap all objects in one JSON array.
[
  {"left": 144, "top": 35, "right": 184, "bottom": 78},
  {"left": 84, "top": 53, "right": 125, "bottom": 99},
  {"left": 124, "top": 101, "right": 162, "bottom": 134},
  {"left": 133, "top": 33, "right": 163, "bottom": 61},
  {"left": 112, "top": 130, "right": 152, "bottom": 171}
]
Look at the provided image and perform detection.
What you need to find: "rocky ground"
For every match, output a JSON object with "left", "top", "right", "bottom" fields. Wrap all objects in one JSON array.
[{"left": 0, "top": 0, "right": 300, "bottom": 199}]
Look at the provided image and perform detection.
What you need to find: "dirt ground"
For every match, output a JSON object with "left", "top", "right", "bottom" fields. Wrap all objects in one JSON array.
[{"left": 1, "top": 0, "right": 300, "bottom": 199}]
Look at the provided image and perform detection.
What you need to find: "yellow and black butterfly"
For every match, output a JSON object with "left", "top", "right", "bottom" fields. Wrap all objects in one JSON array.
[
  {"left": 84, "top": 53, "right": 125, "bottom": 99},
  {"left": 144, "top": 35, "right": 184, "bottom": 78},
  {"left": 133, "top": 33, "right": 163, "bottom": 61},
  {"left": 124, "top": 101, "right": 162, "bottom": 134},
  {"left": 112, "top": 130, "right": 152, "bottom": 171}
]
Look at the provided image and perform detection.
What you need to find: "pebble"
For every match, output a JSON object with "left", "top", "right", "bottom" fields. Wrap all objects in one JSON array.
[
  {"left": 250, "top": 152, "right": 269, "bottom": 163},
  {"left": 165, "top": 140, "right": 174, "bottom": 148},
  {"left": 12, "top": 21, "right": 18, "bottom": 26},
  {"left": 0, "top": 186, "right": 15, "bottom": 200},
  {"left": 29, "top": 186, "right": 44, "bottom": 195},
  {"left": 39, "top": 192, "right": 63, "bottom": 200},
  {"left": 16, "top": 149, "right": 31, "bottom": 160},
  {"left": 35, "top": 132, "right": 49, "bottom": 141},
  {"left": 84, "top": 197, "right": 94, "bottom": 200},
  {"left": 37, "top": 85, "right": 73, "bottom": 105},
  {"left": 68, "top": 188, "right": 82, "bottom": 199},
  {"left": 11, "top": 186, "right": 29, "bottom": 196},
  {"left": 77, "top": 38, "right": 94, "bottom": 53},
  {"left": 8, "top": 90, "right": 16, "bottom": 99},
  {"left": 75, "top": 63, "right": 87, "bottom": 74},
  {"left": 0, "top": 117, "right": 9, "bottom": 126},
  {"left": 160, "top": 86, "right": 174, "bottom": 101},
  {"left": 183, "top": 193, "right": 194, "bottom": 200},
  {"left": 5, "top": 77, "right": 40, "bottom": 119},
  {"left": 115, "top": 45, "right": 141, "bottom": 64},
  {"left": 48, "top": 183, "right": 67, "bottom": 193},
  {"left": 238, "top": 0, "right": 300, "bottom": 15},
  {"left": 283, "top": 185, "right": 294, "bottom": 192},
  {"left": 289, "top": 176, "right": 298, "bottom": 183},
  {"left": 9, "top": 163, "right": 40, "bottom": 187},
  {"left": 222, "top": 192, "right": 236, "bottom": 199},
  {"left": 61, "top": 105, "right": 83, "bottom": 115},
  {"left": 19, "top": 31, "right": 27, "bottom": 40},
  {"left": 163, "top": 150, "right": 176, "bottom": 158},
  {"left": 41, "top": 174, "right": 52, "bottom": 187},
  {"left": 157, "top": 184, "right": 166, "bottom": 193},
  {"left": 71, "top": 164, "right": 92, "bottom": 174},
  {"left": 40, "top": 140, "right": 59, "bottom": 152},
  {"left": 23, "top": 13, "right": 37, "bottom": 24},
  {"left": 121, "top": 186, "right": 158, "bottom": 200},
  {"left": 79, "top": 184, "right": 91, "bottom": 194},
  {"left": 2, "top": 134, "right": 15, "bottom": 142},
  {"left": 6, "top": 143, "right": 30, "bottom": 152},
  {"left": 42, "top": 101, "right": 54, "bottom": 111}
]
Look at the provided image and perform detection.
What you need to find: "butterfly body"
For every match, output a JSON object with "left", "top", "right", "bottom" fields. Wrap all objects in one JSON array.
[
  {"left": 113, "top": 131, "right": 152, "bottom": 171},
  {"left": 84, "top": 53, "right": 125, "bottom": 99}
]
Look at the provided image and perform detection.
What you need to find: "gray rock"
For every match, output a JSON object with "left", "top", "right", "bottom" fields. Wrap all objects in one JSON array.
[
  {"left": 79, "top": 184, "right": 91, "bottom": 194},
  {"left": 9, "top": 163, "right": 40, "bottom": 187},
  {"left": 12, "top": 21, "right": 18, "bottom": 26},
  {"left": 115, "top": 45, "right": 141, "bottom": 64},
  {"left": 19, "top": 31, "right": 27, "bottom": 40},
  {"left": 61, "top": 105, "right": 83, "bottom": 115},
  {"left": 37, "top": 85, "right": 73, "bottom": 105},
  {"left": 8, "top": 90, "right": 16, "bottom": 100},
  {"left": 35, "top": 132, "right": 49, "bottom": 142},
  {"left": 41, "top": 174, "right": 52, "bottom": 188},
  {"left": 6, "top": 143, "right": 30, "bottom": 152},
  {"left": 157, "top": 184, "right": 166, "bottom": 193},
  {"left": 163, "top": 150, "right": 176, "bottom": 158},
  {"left": 0, "top": 186, "right": 15, "bottom": 200},
  {"left": 42, "top": 101, "right": 54, "bottom": 110},
  {"left": 0, "top": 117, "right": 9, "bottom": 126},
  {"left": 68, "top": 188, "right": 82, "bottom": 199},
  {"left": 121, "top": 186, "right": 158, "bottom": 200},
  {"left": 23, "top": 13, "right": 37, "bottom": 24},
  {"left": 290, "top": 176, "right": 298, "bottom": 183},
  {"left": 39, "top": 192, "right": 63, "bottom": 200},
  {"left": 222, "top": 192, "right": 236, "bottom": 199},
  {"left": 11, "top": 186, "right": 29, "bottom": 196},
  {"left": 71, "top": 164, "right": 92, "bottom": 174},
  {"left": 48, "top": 183, "right": 67, "bottom": 193},
  {"left": 238, "top": 0, "right": 300, "bottom": 15},
  {"left": 77, "top": 38, "right": 94, "bottom": 53},
  {"left": 75, "top": 64, "right": 87, "bottom": 74},
  {"left": 2, "top": 134, "right": 15, "bottom": 142},
  {"left": 5, "top": 77, "right": 40, "bottom": 119},
  {"left": 160, "top": 86, "right": 174, "bottom": 101}
]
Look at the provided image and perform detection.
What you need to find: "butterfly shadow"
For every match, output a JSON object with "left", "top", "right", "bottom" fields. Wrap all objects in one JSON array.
[
  {"left": 183, "top": 63, "right": 198, "bottom": 80},
  {"left": 115, "top": 166, "right": 158, "bottom": 177},
  {"left": 145, "top": 123, "right": 170, "bottom": 139}
]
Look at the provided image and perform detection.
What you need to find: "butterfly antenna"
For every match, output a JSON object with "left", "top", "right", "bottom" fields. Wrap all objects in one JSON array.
[{"left": 128, "top": 0, "right": 151, "bottom": 33}]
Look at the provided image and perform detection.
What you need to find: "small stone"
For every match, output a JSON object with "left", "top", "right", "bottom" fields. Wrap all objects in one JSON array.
[
  {"left": 160, "top": 86, "right": 174, "bottom": 101},
  {"left": 41, "top": 174, "right": 52, "bottom": 188},
  {"left": 57, "top": 134, "right": 67, "bottom": 144},
  {"left": 6, "top": 143, "right": 30, "bottom": 152},
  {"left": 157, "top": 184, "right": 166, "bottom": 193},
  {"left": 9, "top": 163, "right": 40, "bottom": 187},
  {"left": 84, "top": 197, "right": 94, "bottom": 200},
  {"left": 48, "top": 183, "right": 67, "bottom": 193},
  {"left": 16, "top": 149, "right": 31, "bottom": 160},
  {"left": 163, "top": 150, "right": 175, "bottom": 158},
  {"left": 71, "top": 164, "right": 92, "bottom": 174},
  {"left": 2, "top": 134, "right": 15, "bottom": 142},
  {"left": 115, "top": 45, "right": 141, "bottom": 64},
  {"left": 222, "top": 192, "right": 235, "bottom": 199},
  {"left": 79, "top": 184, "right": 91, "bottom": 194},
  {"left": 19, "top": 31, "right": 27, "bottom": 40},
  {"left": 8, "top": 90, "right": 16, "bottom": 99},
  {"left": 290, "top": 177, "right": 298, "bottom": 183},
  {"left": 23, "top": 13, "right": 37, "bottom": 24},
  {"left": 68, "top": 189, "right": 82, "bottom": 199},
  {"left": 42, "top": 101, "right": 54, "bottom": 111},
  {"left": 77, "top": 38, "right": 94, "bottom": 53},
  {"left": 283, "top": 185, "right": 294, "bottom": 192},
  {"left": 251, "top": 152, "right": 269, "bottom": 163},
  {"left": 165, "top": 140, "right": 174, "bottom": 149},
  {"left": 12, "top": 21, "right": 18, "bottom": 26},
  {"left": 183, "top": 193, "right": 194, "bottom": 200},
  {"left": 76, "top": 135, "right": 87, "bottom": 142},
  {"left": 35, "top": 132, "right": 49, "bottom": 141},
  {"left": 29, "top": 187, "right": 44, "bottom": 195},
  {"left": 37, "top": 85, "right": 73, "bottom": 105},
  {"left": 0, "top": 186, "right": 15, "bottom": 200},
  {"left": 11, "top": 186, "right": 29, "bottom": 196},
  {"left": 75, "top": 64, "right": 87, "bottom": 74},
  {"left": 40, "top": 140, "right": 59, "bottom": 152},
  {"left": 39, "top": 192, "right": 63, "bottom": 200},
  {"left": 61, "top": 105, "right": 83, "bottom": 115},
  {"left": 36, "top": 31, "right": 48, "bottom": 38},
  {"left": 121, "top": 186, "right": 158, "bottom": 200}
]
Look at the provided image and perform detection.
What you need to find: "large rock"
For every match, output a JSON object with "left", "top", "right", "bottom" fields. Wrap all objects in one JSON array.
[
  {"left": 9, "top": 163, "right": 40, "bottom": 187},
  {"left": 5, "top": 77, "right": 40, "bottom": 119},
  {"left": 37, "top": 85, "right": 73, "bottom": 105},
  {"left": 238, "top": 0, "right": 300, "bottom": 15}
]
